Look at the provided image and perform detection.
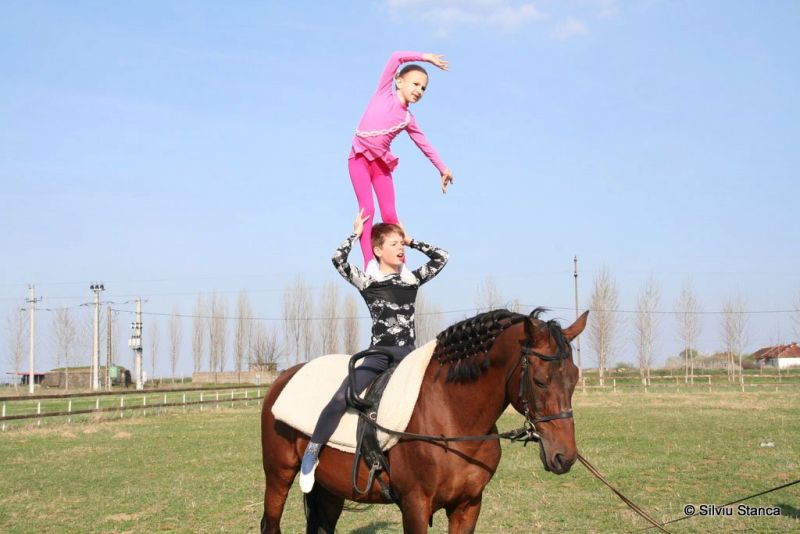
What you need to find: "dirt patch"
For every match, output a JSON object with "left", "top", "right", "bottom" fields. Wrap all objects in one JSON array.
[
  {"left": 112, "top": 431, "right": 132, "bottom": 440},
  {"left": 62, "top": 431, "right": 77, "bottom": 439},
  {"left": 105, "top": 512, "right": 146, "bottom": 522}
]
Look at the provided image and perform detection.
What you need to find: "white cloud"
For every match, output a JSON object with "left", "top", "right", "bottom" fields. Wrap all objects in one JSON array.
[
  {"left": 553, "top": 18, "right": 589, "bottom": 40},
  {"left": 387, "top": 0, "right": 546, "bottom": 35},
  {"left": 386, "top": 0, "right": 618, "bottom": 38},
  {"left": 580, "top": 0, "right": 619, "bottom": 19}
]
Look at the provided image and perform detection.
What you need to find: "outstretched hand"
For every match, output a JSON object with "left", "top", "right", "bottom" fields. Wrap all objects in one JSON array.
[
  {"left": 353, "top": 209, "right": 370, "bottom": 236},
  {"left": 423, "top": 53, "right": 449, "bottom": 71},
  {"left": 441, "top": 170, "right": 454, "bottom": 194}
]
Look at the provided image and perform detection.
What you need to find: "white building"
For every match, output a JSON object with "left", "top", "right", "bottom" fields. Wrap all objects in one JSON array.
[{"left": 753, "top": 343, "right": 800, "bottom": 369}]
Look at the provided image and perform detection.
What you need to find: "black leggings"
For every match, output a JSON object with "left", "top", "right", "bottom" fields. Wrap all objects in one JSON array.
[{"left": 310, "top": 345, "right": 413, "bottom": 444}]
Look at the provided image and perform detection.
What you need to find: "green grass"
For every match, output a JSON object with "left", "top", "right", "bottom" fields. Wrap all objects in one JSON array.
[{"left": 1, "top": 391, "right": 798, "bottom": 533}]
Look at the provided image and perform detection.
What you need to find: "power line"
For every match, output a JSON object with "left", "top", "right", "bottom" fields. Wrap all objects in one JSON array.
[{"left": 106, "top": 304, "right": 800, "bottom": 323}]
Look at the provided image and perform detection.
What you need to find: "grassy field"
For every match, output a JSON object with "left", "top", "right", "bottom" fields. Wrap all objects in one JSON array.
[{"left": 0, "top": 390, "right": 798, "bottom": 533}]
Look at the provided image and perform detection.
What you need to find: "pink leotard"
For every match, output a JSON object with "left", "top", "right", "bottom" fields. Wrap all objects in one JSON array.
[
  {"left": 350, "top": 51, "right": 447, "bottom": 174},
  {"left": 348, "top": 51, "right": 448, "bottom": 268}
]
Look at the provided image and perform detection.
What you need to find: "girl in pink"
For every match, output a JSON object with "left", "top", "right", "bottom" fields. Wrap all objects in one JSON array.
[{"left": 350, "top": 51, "right": 454, "bottom": 269}]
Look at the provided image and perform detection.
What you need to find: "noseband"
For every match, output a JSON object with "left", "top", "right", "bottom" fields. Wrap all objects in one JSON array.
[{"left": 515, "top": 340, "right": 574, "bottom": 430}]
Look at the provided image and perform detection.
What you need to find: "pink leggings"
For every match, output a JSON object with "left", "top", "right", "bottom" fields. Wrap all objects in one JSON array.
[{"left": 349, "top": 155, "right": 399, "bottom": 267}]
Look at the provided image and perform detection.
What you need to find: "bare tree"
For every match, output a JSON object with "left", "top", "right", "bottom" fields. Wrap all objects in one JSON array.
[
  {"left": 475, "top": 276, "right": 502, "bottom": 312},
  {"left": 208, "top": 292, "right": 228, "bottom": 377},
  {"left": 588, "top": 267, "right": 620, "bottom": 386},
  {"left": 150, "top": 319, "right": 159, "bottom": 384},
  {"left": 415, "top": 290, "right": 443, "bottom": 347},
  {"left": 52, "top": 308, "right": 78, "bottom": 390},
  {"left": 6, "top": 309, "right": 27, "bottom": 390},
  {"left": 192, "top": 295, "right": 206, "bottom": 374},
  {"left": 676, "top": 281, "right": 702, "bottom": 384},
  {"left": 341, "top": 294, "right": 360, "bottom": 355},
  {"left": 721, "top": 295, "right": 748, "bottom": 384},
  {"left": 282, "top": 275, "right": 312, "bottom": 364},
  {"left": 633, "top": 277, "right": 660, "bottom": 386},
  {"left": 168, "top": 306, "right": 182, "bottom": 383},
  {"left": 319, "top": 281, "right": 340, "bottom": 354},
  {"left": 77, "top": 307, "right": 94, "bottom": 367},
  {"left": 234, "top": 291, "right": 253, "bottom": 382},
  {"left": 251, "top": 322, "right": 280, "bottom": 366}
]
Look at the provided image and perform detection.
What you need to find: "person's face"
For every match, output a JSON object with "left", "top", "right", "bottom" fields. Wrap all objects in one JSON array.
[
  {"left": 395, "top": 71, "right": 428, "bottom": 105},
  {"left": 374, "top": 232, "right": 405, "bottom": 270}
]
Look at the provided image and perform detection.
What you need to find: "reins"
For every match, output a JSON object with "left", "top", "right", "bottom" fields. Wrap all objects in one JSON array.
[
  {"left": 629, "top": 477, "right": 800, "bottom": 533},
  {"left": 577, "top": 453, "right": 672, "bottom": 533}
]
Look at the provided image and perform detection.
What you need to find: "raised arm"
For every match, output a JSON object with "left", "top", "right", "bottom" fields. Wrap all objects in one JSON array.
[
  {"left": 375, "top": 51, "right": 426, "bottom": 95},
  {"left": 332, "top": 234, "right": 370, "bottom": 291},
  {"left": 332, "top": 210, "right": 372, "bottom": 291},
  {"left": 409, "top": 239, "right": 449, "bottom": 285}
]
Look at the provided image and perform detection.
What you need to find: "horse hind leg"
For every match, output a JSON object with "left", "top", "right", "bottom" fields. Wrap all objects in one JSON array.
[
  {"left": 304, "top": 484, "right": 344, "bottom": 534},
  {"left": 261, "top": 463, "right": 297, "bottom": 534}
]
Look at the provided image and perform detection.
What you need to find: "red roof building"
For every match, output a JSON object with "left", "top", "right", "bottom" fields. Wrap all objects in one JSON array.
[{"left": 752, "top": 343, "right": 800, "bottom": 369}]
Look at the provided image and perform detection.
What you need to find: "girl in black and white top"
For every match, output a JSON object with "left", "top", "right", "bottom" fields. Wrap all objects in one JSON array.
[{"left": 299, "top": 209, "right": 448, "bottom": 493}]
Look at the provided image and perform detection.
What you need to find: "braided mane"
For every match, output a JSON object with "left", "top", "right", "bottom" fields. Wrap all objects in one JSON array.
[{"left": 433, "top": 309, "right": 527, "bottom": 383}]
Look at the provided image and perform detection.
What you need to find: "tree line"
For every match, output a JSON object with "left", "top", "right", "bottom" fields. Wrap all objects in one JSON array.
[{"left": 3, "top": 274, "right": 800, "bottom": 388}]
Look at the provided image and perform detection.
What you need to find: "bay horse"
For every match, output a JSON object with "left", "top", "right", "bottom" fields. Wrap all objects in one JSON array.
[{"left": 260, "top": 307, "right": 588, "bottom": 533}]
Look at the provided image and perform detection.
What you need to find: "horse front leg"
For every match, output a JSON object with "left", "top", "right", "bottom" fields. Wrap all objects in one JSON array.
[
  {"left": 400, "top": 491, "right": 434, "bottom": 534},
  {"left": 445, "top": 495, "right": 483, "bottom": 534}
]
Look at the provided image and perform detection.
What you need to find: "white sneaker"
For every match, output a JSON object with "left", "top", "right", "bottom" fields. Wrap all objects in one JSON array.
[
  {"left": 299, "top": 442, "right": 322, "bottom": 493},
  {"left": 299, "top": 460, "right": 318, "bottom": 493}
]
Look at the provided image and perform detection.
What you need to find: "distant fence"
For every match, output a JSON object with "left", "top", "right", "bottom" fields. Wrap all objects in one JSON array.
[
  {"left": 577, "top": 373, "right": 800, "bottom": 393},
  {"left": 191, "top": 370, "right": 277, "bottom": 385},
  {"left": 0, "top": 386, "right": 266, "bottom": 430}
]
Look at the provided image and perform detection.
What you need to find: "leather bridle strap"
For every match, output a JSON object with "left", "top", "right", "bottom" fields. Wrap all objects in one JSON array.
[{"left": 518, "top": 341, "right": 573, "bottom": 430}]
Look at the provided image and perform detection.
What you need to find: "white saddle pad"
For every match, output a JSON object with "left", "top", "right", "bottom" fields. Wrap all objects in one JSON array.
[{"left": 271, "top": 340, "right": 436, "bottom": 453}]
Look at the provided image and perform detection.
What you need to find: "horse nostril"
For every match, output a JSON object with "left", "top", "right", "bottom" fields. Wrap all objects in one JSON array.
[{"left": 553, "top": 453, "right": 565, "bottom": 471}]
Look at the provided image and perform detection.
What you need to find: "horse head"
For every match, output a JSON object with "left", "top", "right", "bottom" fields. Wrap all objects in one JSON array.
[{"left": 509, "top": 309, "right": 588, "bottom": 475}]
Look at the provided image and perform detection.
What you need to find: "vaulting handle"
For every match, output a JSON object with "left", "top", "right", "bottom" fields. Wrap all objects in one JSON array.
[{"left": 346, "top": 348, "right": 396, "bottom": 411}]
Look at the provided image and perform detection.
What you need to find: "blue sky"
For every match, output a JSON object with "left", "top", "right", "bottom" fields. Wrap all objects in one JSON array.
[{"left": 2, "top": 1, "right": 799, "bottom": 376}]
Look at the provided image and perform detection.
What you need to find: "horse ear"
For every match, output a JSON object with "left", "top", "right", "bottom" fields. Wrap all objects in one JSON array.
[{"left": 563, "top": 310, "right": 589, "bottom": 342}]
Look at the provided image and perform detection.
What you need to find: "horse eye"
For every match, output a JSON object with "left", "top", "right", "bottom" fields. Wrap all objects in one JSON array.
[{"left": 534, "top": 379, "right": 548, "bottom": 389}]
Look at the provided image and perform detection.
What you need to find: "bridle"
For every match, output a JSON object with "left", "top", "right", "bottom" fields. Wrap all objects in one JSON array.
[{"left": 512, "top": 338, "right": 574, "bottom": 434}]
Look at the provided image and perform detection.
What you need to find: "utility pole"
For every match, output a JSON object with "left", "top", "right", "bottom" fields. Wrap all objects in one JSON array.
[
  {"left": 26, "top": 286, "right": 42, "bottom": 394},
  {"left": 90, "top": 283, "right": 105, "bottom": 391},
  {"left": 128, "top": 298, "right": 144, "bottom": 390},
  {"left": 573, "top": 256, "right": 582, "bottom": 379},
  {"left": 106, "top": 305, "right": 113, "bottom": 390}
]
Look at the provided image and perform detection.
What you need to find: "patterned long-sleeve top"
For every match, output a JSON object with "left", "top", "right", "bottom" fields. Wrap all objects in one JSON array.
[{"left": 332, "top": 233, "right": 448, "bottom": 348}]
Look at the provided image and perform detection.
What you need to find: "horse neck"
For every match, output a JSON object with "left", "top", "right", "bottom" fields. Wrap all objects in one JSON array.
[{"left": 423, "top": 326, "right": 523, "bottom": 435}]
